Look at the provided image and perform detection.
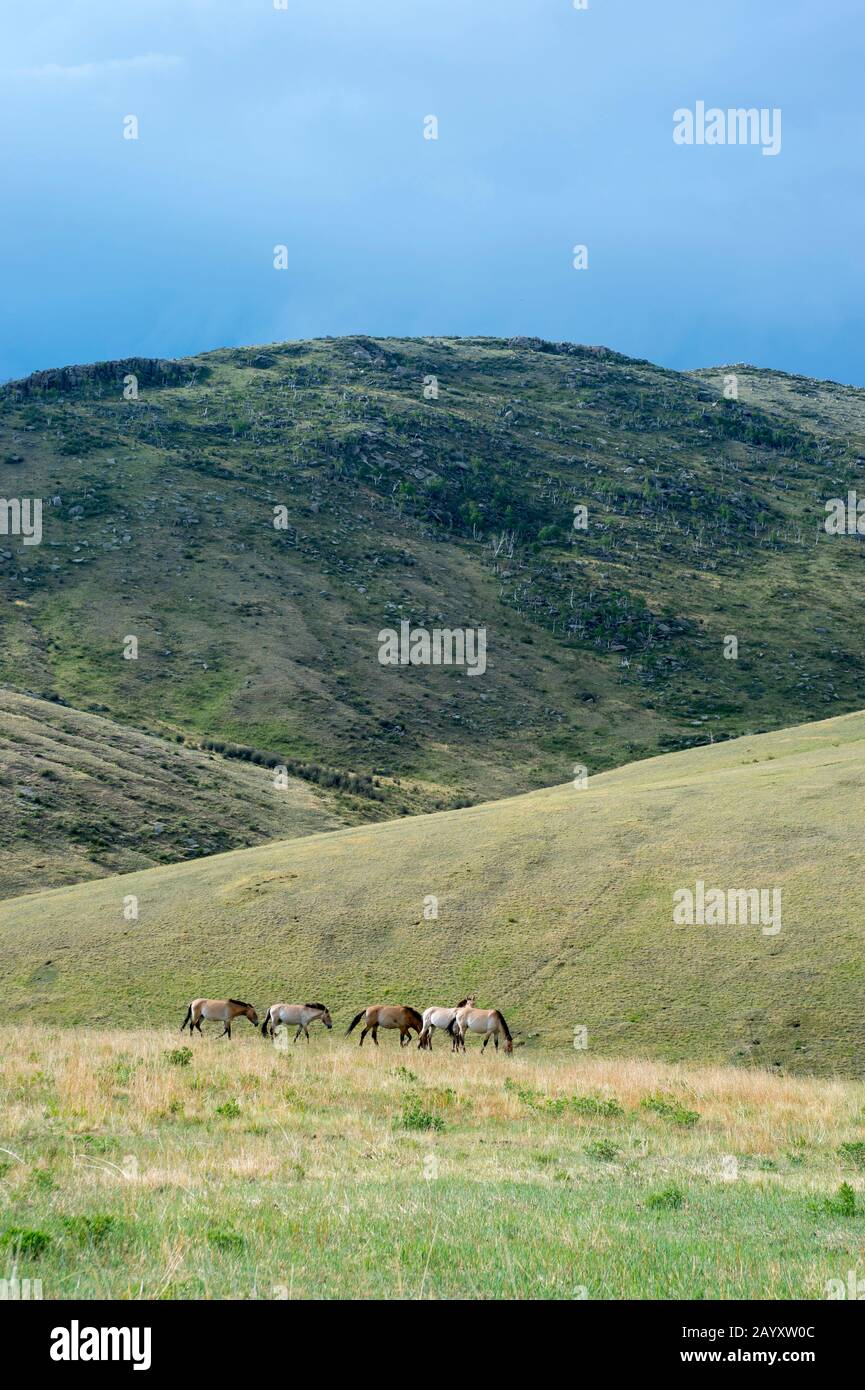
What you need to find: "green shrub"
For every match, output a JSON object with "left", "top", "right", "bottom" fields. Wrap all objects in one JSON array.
[
  {"left": 584, "top": 1139, "right": 619, "bottom": 1162},
  {"left": 166, "top": 1046, "right": 193, "bottom": 1067},
  {"left": 207, "top": 1227, "right": 245, "bottom": 1254},
  {"left": 571, "top": 1094, "right": 624, "bottom": 1118},
  {"left": 400, "top": 1096, "right": 444, "bottom": 1132},
  {"left": 63, "top": 1213, "right": 120, "bottom": 1246},
  {"left": 646, "top": 1184, "right": 685, "bottom": 1211},
  {"left": 0, "top": 1226, "right": 51, "bottom": 1256},
  {"left": 215, "top": 1098, "right": 241, "bottom": 1118},
  {"left": 542, "top": 1096, "right": 570, "bottom": 1116},
  {"left": 812, "top": 1182, "right": 857, "bottom": 1217},
  {"left": 838, "top": 1142, "right": 865, "bottom": 1171},
  {"left": 505, "top": 1080, "right": 540, "bottom": 1107},
  {"left": 640, "top": 1094, "right": 700, "bottom": 1127},
  {"left": 76, "top": 1134, "right": 119, "bottom": 1154}
]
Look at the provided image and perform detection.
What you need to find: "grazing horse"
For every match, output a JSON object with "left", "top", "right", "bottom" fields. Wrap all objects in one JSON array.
[
  {"left": 418, "top": 997, "right": 475, "bottom": 1051},
  {"left": 261, "top": 1002, "right": 333, "bottom": 1042},
  {"left": 452, "top": 1005, "right": 513, "bottom": 1054},
  {"left": 180, "top": 998, "right": 259, "bottom": 1039},
  {"left": 346, "top": 1005, "right": 423, "bottom": 1048}
]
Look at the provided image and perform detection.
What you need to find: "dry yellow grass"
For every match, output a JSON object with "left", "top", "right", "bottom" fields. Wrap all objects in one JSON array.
[{"left": 2, "top": 1027, "right": 865, "bottom": 1299}]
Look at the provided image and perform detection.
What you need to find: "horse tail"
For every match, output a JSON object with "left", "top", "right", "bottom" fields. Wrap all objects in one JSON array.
[
  {"left": 495, "top": 1010, "right": 512, "bottom": 1042},
  {"left": 180, "top": 1005, "right": 192, "bottom": 1033},
  {"left": 346, "top": 1010, "right": 366, "bottom": 1036},
  {"left": 261, "top": 1011, "right": 270, "bottom": 1037},
  {"left": 446, "top": 1016, "right": 457, "bottom": 1035}
]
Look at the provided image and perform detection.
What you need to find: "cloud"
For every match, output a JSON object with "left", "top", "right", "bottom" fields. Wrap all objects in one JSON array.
[{"left": 13, "top": 53, "right": 183, "bottom": 81}]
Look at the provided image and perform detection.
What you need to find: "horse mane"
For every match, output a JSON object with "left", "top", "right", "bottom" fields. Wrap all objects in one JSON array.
[
  {"left": 454, "top": 997, "right": 471, "bottom": 1008},
  {"left": 305, "top": 1002, "right": 327, "bottom": 1011},
  {"left": 229, "top": 998, "right": 251, "bottom": 1008},
  {"left": 406, "top": 1006, "right": 424, "bottom": 1028}
]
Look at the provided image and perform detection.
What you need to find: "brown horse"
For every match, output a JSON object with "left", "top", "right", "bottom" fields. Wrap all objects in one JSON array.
[
  {"left": 180, "top": 998, "right": 259, "bottom": 1039},
  {"left": 346, "top": 1004, "right": 423, "bottom": 1047},
  {"left": 452, "top": 1005, "right": 513, "bottom": 1054}
]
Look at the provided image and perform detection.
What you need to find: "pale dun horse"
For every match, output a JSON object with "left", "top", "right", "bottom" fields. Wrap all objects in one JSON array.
[
  {"left": 261, "top": 1002, "right": 333, "bottom": 1042},
  {"left": 345, "top": 1005, "right": 423, "bottom": 1047},
  {"left": 418, "top": 997, "right": 475, "bottom": 1051},
  {"left": 452, "top": 1004, "right": 513, "bottom": 1054},
  {"left": 180, "top": 998, "right": 259, "bottom": 1039}
]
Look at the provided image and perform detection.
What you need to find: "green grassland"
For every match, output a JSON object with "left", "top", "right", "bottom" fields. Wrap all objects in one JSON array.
[
  {"left": 2, "top": 708, "right": 864, "bottom": 1075},
  {"left": 3, "top": 337, "right": 865, "bottom": 811},
  {"left": 2, "top": 1028, "right": 864, "bottom": 1300}
]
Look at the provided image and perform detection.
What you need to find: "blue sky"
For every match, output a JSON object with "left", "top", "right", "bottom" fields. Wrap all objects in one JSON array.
[{"left": 3, "top": 0, "right": 863, "bottom": 384}]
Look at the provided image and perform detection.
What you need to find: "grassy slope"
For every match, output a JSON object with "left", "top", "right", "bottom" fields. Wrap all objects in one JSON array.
[
  {"left": 2, "top": 708, "right": 864, "bottom": 1075},
  {"left": 2, "top": 1028, "right": 864, "bottom": 1300},
  {"left": 3, "top": 337, "right": 865, "bottom": 810},
  {"left": 693, "top": 363, "right": 865, "bottom": 439},
  {"left": 0, "top": 689, "right": 346, "bottom": 900}
]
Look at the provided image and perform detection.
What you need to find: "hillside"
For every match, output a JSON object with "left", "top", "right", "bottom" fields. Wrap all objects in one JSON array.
[
  {"left": 0, "top": 688, "right": 345, "bottom": 900},
  {"left": 2, "top": 708, "right": 864, "bottom": 1075},
  {"left": 692, "top": 363, "right": 865, "bottom": 443},
  {"left": 3, "top": 337, "right": 865, "bottom": 809}
]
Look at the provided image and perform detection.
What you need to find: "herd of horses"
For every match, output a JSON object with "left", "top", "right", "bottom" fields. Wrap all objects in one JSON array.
[{"left": 179, "top": 995, "right": 513, "bottom": 1053}]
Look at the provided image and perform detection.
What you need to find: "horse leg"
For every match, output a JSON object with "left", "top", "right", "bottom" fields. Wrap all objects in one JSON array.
[
  {"left": 304, "top": 1026, "right": 310, "bottom": 1043},
  {"left": 293, "top": 1025, "right": 303, "bottom": 1043},
  {"left": 371, "top": 1026, "right": 379, "bottom": 1046},
  {"left": 494, "top": 1034, "right": 500, "bottom": 1051},
  {"left": 358, "top": 1026, "right": 368, "bottom": 1047},
  {"left": 482, "top": 1035, "right": 490, "bottom": 1052}
]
